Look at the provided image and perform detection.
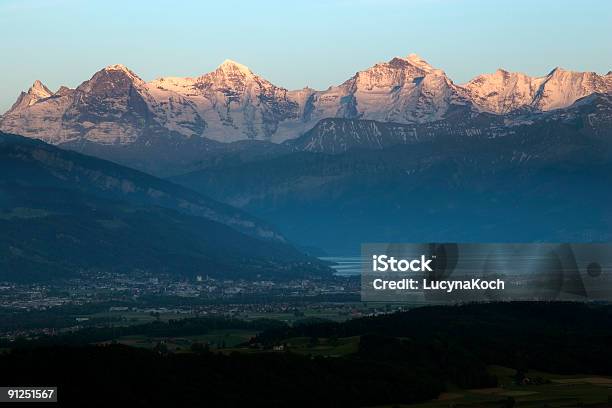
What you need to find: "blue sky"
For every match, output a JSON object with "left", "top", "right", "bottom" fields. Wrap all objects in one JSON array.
[{"left": 1, "top": 0, "right": 611, "bottom": 112}]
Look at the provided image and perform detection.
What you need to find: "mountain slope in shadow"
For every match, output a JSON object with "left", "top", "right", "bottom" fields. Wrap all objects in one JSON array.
[{"left": 0, "top": 132, "right": 329, "bottom": 282}]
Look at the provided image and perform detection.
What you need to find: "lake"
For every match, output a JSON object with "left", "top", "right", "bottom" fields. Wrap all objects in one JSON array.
[{"left": 319, "top": 257, "right": 364, "bottom": 276}]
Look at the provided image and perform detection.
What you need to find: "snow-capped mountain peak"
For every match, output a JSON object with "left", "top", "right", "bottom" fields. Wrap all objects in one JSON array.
[
  {"left": 547, "top": 66, "right": 567, "bottom": 76},
  {"left": 104, "top": 63, "right": 131, "bottom": 71},
  {"left": 464, "top": 69, "right": 542, "bottom": 114},
  {"left": 24, "top": 80, "right": 52, "bottom": 104},
  {"left": 4, "top": 80, "right": 53, "bottom": 112},
  {"left": 91, "top": 63, "right": 144, "bottom": 84},
  {"left": 403, "top": 53, "right": 435, "bottom": 72},
  {"left": 197, "top": 59, "right": 259, "bottom": 87},
  {"left": 216, "top": 59, "right": 253, "bottom": 75},
  {"left": 309, "top": 53, "right": 467, "bottom": 126},
  {"left": 28, "top": 80, "right": 53, "bottom": 99},
  {"left": 54, "top": 86, "right": 73, "bottom": 96},
  {"left": 533, "top": 66, "right": 612, "bottom": 111}
]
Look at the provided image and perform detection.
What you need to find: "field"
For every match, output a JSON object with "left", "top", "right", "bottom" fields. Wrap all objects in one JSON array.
[
  {"left": 276, "top": 335, "right": 360, "bottom": 357},
  {"left": 106, "top": 329, "right": 258, "bottom": 352},
  {"left": 81, "top": 302, "right": 375, "bottom": 327},
  {"left": 388, "top": 365, "right": 612, "bottom": 408}
]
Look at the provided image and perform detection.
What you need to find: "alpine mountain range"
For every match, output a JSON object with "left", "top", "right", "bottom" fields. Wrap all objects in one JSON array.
[{"left": 2, "top": 53, "right": 611, "bottom": 258}]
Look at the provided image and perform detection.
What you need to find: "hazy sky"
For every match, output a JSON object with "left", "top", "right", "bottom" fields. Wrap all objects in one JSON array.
[{"left": 1, "top": 0, "right": 611, "bottom": 112}]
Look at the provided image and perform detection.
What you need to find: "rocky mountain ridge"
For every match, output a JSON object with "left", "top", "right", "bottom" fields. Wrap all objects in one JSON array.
[{"left": 2, "top": 54, "right": 610, "bottom": 146}]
